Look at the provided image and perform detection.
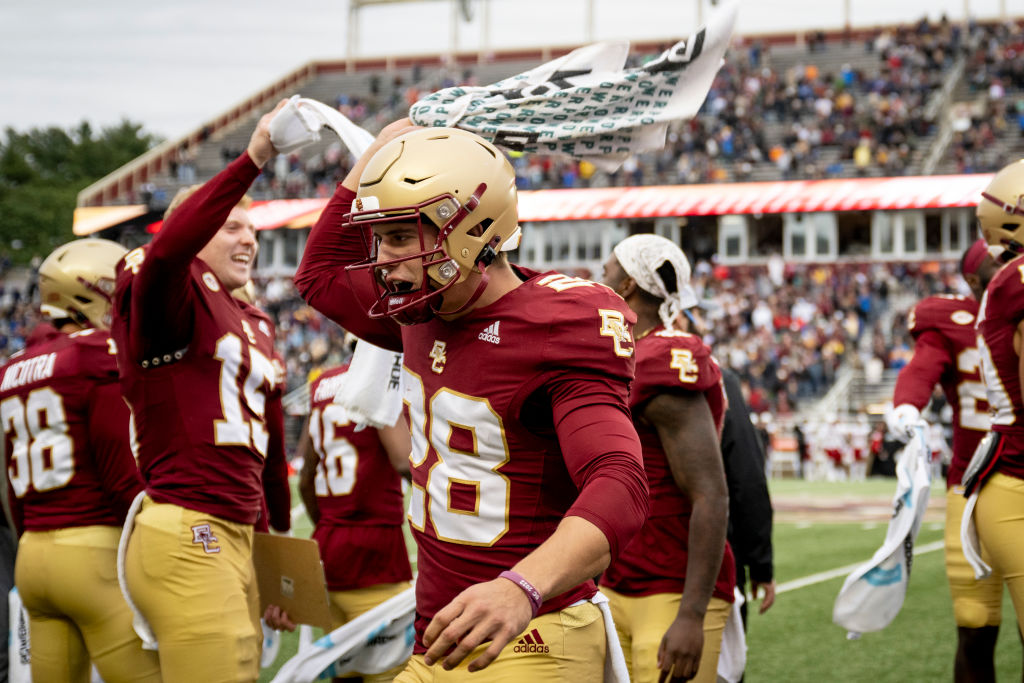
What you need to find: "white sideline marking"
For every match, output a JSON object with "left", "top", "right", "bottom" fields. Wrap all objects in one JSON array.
[{"left": 777, "top": 540, "right": 945, "bottom": 594}]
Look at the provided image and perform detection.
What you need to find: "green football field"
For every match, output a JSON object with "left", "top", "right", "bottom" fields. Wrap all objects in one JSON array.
[{"left": 259, "top": 478, "right": 1023, "bottom": 682}]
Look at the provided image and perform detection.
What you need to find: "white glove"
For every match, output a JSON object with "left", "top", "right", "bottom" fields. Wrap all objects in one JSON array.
[{"left": 886, "top": 404, "right": 921, "bottom": 442}]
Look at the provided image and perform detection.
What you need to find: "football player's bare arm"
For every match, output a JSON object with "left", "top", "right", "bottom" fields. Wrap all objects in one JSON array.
[
  {"left": 378, "top": 418, "right": 412, "bottom": 478},
  {"left": 296, "top": 419, "right": 319, "bottom": 525},
  {"left": 131, "top": 100, "right": 287, "bottom": 356},
  {"left": 422, "top": 516, "right": 611, "bottom": 673},
  {"left": 646, "top": 390, "right": 728, "bottom": 683}
]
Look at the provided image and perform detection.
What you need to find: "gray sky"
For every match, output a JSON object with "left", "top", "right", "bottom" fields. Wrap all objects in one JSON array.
[{"left": 0, "top": 0, "right": 1013, "bottom": 141}]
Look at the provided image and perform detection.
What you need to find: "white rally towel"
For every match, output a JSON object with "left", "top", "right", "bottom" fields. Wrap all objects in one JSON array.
[
  {"left": 717, "top": 587, "right": 747, "bottom": 683},
  {"left": 270, "top": 585, "right": 415, "bottom": 682},
  {"left": 8, "top": 587, "right": 30, "bottom": 683},
  {"left": 960, "top": 490, "right": 992, "bottom": 579},
  {"left": 269, "top": 96, "right": 376, "bottom": 156},
  {"left": 272, "top": 588, "right": 629, "bottom": 682},
  {"left": 832, "top": 424, "right": 933, "bottom": 635},
  {"left": 332, "top": 339, "right": 406, "bottom": 430},
  {"left": 591, "top": 591, "right": 629, "bottom": 683},
  {"left": 409, "top": 1, "right": 737, "bottom": 171},
  {"left": 116, "top": 490, "right": 158, "bottom": 650}
]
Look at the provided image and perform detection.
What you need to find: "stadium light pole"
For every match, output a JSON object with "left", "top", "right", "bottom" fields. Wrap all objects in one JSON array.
[
  {"left": 585, "top": 0, "right": 595, "bottom": 43},
  {"left": 347, "top": 1, "right": 359, "bottom": 71}
]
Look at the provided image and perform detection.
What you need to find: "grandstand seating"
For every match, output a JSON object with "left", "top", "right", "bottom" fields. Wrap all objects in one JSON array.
[{"left": 78, "top": 17, "right": 1024, "bottom": 207}]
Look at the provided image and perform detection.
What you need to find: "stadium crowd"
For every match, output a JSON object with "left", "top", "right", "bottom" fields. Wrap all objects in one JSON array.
[{"left": 232, "top": 15, "right": 1024, "bottom": 201}]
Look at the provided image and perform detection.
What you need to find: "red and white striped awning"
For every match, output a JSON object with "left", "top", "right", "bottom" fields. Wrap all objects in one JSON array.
[
  {"left": 72, "top": 174, "right": 993, "bottom": 236},
  {"left": 515, "top": 174, "right": 992, "bottom": 221}
]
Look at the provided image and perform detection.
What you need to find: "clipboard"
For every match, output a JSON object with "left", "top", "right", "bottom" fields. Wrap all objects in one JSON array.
[{"left": 253, "top": 533, "right": 333, "bottom": 630}]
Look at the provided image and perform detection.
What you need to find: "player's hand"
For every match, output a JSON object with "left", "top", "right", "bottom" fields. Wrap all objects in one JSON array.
[
  {"left": 263, "top": 604, "right": 296, "bottom": 632},
  {"left": 421, "top": 577, "right": 534, "bottom": 672},
  {"left": 657, "top": 611, "right": 704, "bottom": 682},
  {"left": 247, "top": 99, "right": 290, "bottom": 168},
  {"left": 751, "top": 579, "right": 776, "bottom": 613},
  {"left": 885, "top": 403, "right": 920, "bottom": 442}
]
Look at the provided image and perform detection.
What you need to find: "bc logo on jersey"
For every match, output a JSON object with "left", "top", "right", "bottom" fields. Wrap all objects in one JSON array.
[
  {"left": 598, "top": 309, "right": 634, "bottom": 358},
  {"left": 429, "top": 341, "right": 447, "bottom": 374}
]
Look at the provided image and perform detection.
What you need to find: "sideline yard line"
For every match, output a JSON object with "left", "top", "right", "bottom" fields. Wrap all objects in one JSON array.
[
  {"left": 777, "top": 540, "right": 944, "bottom": 594},
  {"left": 291, "top": 503, "right": 306, "bottom": 521}
]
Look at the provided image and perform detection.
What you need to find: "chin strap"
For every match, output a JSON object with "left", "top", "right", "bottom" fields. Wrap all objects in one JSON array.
[
  {"left": 432, "top": 238, "right": 501, "bottom": 318},
  {"left": 433, "top": 264, "right": 490, "bottom": 319}
]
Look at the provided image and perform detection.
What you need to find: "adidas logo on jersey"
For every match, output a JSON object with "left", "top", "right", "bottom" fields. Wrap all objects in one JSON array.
[
  {"left": 478, "top": 321, "right": 501, "bottom": 344},
  {"left": 513, "top": 628, "right": 549, "bottom": 654}
]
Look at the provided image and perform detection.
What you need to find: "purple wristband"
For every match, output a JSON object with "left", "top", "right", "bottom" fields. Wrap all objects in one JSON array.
[{"left": 498, "top": 570, "right": 542, "bottom": 617}]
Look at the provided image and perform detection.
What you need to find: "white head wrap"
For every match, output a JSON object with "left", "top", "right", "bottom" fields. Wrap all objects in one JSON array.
[{"left": 613, "top": 234, "right": 698, "bottom": 329}]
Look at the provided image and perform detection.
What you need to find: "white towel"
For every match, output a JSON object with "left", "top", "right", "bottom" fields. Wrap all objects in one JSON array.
[
  {"left": 116, "top": 491, "right": 158, "bottom": 650},
  {"left": 960, "top": 490, "right": 992, "bottom": 579},
  {"left": 832, "top": 424, "right": 932, "bottom": 635},
  {"left": 332, "top": 339, "right": 405, "bottom": 430},
  {"left": 409, "top": 1, "right": 737, "bottom": 171},
  {"left": 270, "top": 585, "right": 416, "bottom": 683},
  {"left": 716, "top": 588, "right": 747, "bottom": 683},
  {"left": 8, "top": 587, "right": 30, "bottom": 683},
  {"left": 591, "top": 591, "right": 631, "bottom": 683},
  {"left": 269, "top": 96, "right": 376, "bottom": 156}
]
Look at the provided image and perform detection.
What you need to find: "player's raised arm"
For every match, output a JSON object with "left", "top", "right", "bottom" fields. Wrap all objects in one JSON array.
[{"left": 122, "top": 99, "right": 287, "bottom": 362}]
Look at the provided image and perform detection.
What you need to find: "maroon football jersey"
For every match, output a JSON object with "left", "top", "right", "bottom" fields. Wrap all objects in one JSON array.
[
  {"left": 113, "top": 254, "right": 280, "bottom": 524},
  {"left": 602, "top": 327, "right": 735, "bottom": 601},
  {"left": 977, "top": 256, "right": 1024, "bottom": 479},
  {"left": 258, "top": 348, "right": 291, "bottom": 534},
  {"left": 397, "top": 273, "right": 636, "bottom": 648},
  {"left": 308, "top": 365, "right": 406, "bottom": 526},
  {"left": 296, "top": 184, "right": 647, "bottom": 652},
  {"left": 894, "top": 295, "right": 987, "bottom": 487},
  {"left": 0, "top": 325, "right": 142, "bottom": 532},
  {"left": 308, "top": 365, "right": 411, "bottom": 590}
]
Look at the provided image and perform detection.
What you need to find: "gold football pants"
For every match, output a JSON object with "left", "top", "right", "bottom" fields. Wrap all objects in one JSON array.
[
  {"left": 329, "top": 581, "right": 412, "bottom": 682},
  {"left": 604, "top": 588, "right": 730, "bottom": 683},
  {"left": 16, "top": 525, "right": 161, "bottom": 683},
  {"left": 124, "top": 497, "right": 260, "bottom": 682},
  {"left": 945, "top": 487, "right": 1004, "bottom": 627},
  {"left": 395, "top": 601, "right": 605, "bottom": 682},
  {"left": 975, "top": 473, "right": 1024, "bottom": 632}
]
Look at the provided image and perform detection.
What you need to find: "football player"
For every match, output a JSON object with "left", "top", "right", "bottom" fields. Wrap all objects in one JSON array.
[
  {"left": 294, "top": 121, "right": 649, "bottom": 680},
  {"left": 598, "top": 234, "right": 734, "bottom": 683},
  {"left": 973, "top": 159, "right": 1024, "bottom": 641},
  {"left": 111, "top": 100, "right": 289, "bottom": 681},
  {"left": 232, "top": 282, "right": 291, "bottom": 536},
  {"left": 1, "top": 238, "right": 161, "bottom": 682},
  {"left": 297, "top": 362, "right": 413, "bottom": 682},
  {"left": 886, "top": 238, "right": 1001, "bottom": 682}
]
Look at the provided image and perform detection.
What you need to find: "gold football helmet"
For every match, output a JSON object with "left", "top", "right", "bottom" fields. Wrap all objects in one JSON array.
[
  {"left": 977, "top": 159, "right": 1024, "bottom": 261},
  {"left": 39, "top": 238, "right": 127, "bottom": 329},
  {"left": 344, "top": 127, "right": 518, "bottom": 324}
]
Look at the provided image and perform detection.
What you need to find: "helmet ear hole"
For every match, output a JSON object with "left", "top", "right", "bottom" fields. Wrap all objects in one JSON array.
[{"left": 467, "top": 219, "right": 493, "bottom": 238}]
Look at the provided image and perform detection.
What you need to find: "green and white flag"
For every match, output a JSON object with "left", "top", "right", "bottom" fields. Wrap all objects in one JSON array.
[{"left": 409, "top": 1, "right": 737, "bottom": 171}]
